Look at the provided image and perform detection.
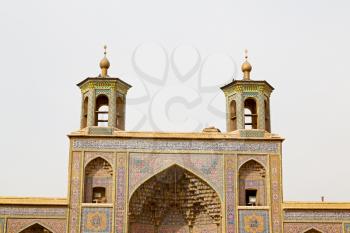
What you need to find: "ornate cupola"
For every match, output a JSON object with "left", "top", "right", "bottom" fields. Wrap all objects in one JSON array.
[
  {"left": 77, "top": 46, "right": 132, "bottom": 131},
  {"left": 220, "top": 50, "right": 274, "bottom": 132}
]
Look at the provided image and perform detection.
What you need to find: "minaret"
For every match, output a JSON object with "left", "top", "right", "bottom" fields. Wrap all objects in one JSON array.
[
  {"left": 77, "top": 46, "right": 132, "bottom": 132},
  {"left": 220, "top": 50, "right": 273, "bottom": 132}
]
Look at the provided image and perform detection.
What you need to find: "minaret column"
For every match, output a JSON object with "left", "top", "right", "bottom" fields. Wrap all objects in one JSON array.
[
  {"left": 236, "top": 92, "right": 244, "bottom": 129},
  {"left": 257, "top": 92, "right": 265, "bottom": 130},
  {"left": 87, "top": 90, "right": 96, "bottom": 127},
  {"left": 80, "top": 94, "right": 85, "bottom": 128},
  {"left": 109, "top": 89, "right": 117, "bottom": 127}
]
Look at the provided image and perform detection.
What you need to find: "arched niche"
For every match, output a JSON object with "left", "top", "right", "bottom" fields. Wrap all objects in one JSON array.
[
  {"left": 244, "top": 98, "right": 257, "bottom": 129},
  {"left": 95, "top": 94, "right": 109, "bottom": 126},
  {"left": 19, "top": 223, "right": 53, "bottom": 233},
  {"left": 128, "top": 165, "right": 222, "bottom": 233},
  {"left": 84, "top": 157, "right": 113, "bottom": 203},
  {"left": 238, "top": 159, "right": 266, "bottom": 206}
]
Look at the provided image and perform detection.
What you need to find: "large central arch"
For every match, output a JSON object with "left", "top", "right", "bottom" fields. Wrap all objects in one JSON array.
[{"left": 128, "top": 165, "right": 222, "bottom": 233}]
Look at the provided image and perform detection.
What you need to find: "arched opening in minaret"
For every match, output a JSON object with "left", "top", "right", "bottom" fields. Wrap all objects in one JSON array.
[
  {"left": 95, "top": 95, "right": 109, "bottom": 127},
  {"left": 20, "top": 223, "right": 53, "bottom": 233},
  {"left": 244, "top": 98, "right": 257, "bottom": 129},
  {"left": 229, "top": 100, "right": 237, "bottom": 131},
  {"left": 84, "top": 157, "right": 113, "bottom": 203},
  {"left": 82, "top": 97, "right": 88, "bottom": 128},
  {"left": 239, "top": 160, "right": 266, "bottom": 206},
  {"left": 264, "top": 99, "right": 271, "bottom": 132},
  {"left": 128, "top": 165, "right": 222, "bottom": 233},
  {"left": 116, "top": 97, "right": 125, "bottom": 130},
  {"left": 304, "top": 229, "right": 323, "bottom": 233}
]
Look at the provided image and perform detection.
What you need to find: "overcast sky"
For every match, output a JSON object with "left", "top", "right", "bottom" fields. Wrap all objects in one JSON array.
[{"left": 0, "top": 0, "right": 349, "bottom": 202}]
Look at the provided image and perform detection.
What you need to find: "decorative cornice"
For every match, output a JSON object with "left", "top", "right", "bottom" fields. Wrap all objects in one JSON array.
[
  {"left": 283, "top": 202, "right": 350, "bottom": 210},
  {"left": 221, "top": 81, "right": 273, "bottom": 97},
  {"left": 0, "top": 197, "right": 68, "bottom": 206},
  {"left": 79, "top": 79, "right": 131, "bottom": 95}
]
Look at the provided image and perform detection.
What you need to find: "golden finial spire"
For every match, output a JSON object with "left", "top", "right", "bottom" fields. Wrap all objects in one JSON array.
[
  {"left": 241, "top": 49, "right": 252, "bottom": 80},
  {"left": 99, "top": 45, "right": 110, "bottom": 77}
]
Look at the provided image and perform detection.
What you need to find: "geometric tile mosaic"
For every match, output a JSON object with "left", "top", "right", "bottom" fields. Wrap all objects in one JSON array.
[
  {"left": 283, "top": 222, "right": 342, "bottom": 233},
  {"left": 225, "top": 155, "right": 236, "bottom": 233},
  {"left": 284, "top": 210, "right": 350, "bottom": 221},
  {"left": 81, "top": 207, "right": 112, "bottom": 233},
  {"left": 238, "top": 210, "right": 269, "bottom": 233},
  {"left": 0, "top": 206, "right": 67, "bottom": 217},
  {"left": 6, "top": 218, "right": 66, "bottom": 233}
]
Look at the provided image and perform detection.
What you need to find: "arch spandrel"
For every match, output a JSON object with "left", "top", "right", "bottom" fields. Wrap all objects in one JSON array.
[
  {"left": 237, "top": 155, "right": 267, "bottom": 170},
  {"left": 84, "top": 152, "right": 115, "bottom": 169},
  {"left": 18, "top": 223, "right": 54, "bottom": 233},
  {"left": 128, "top": 153, "right": 224, "bottom": 199}
]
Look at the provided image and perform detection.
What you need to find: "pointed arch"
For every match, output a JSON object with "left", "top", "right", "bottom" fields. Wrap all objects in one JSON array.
[
  {"left": 95, "top": 94, "right": 109, "bottom": 126},
  {"left": 239, "top": 159, "right": 266, "bottom": 206},
  {"left": 84, "top": 155, "right": 113, "bottom": 169},
  {"left": 244, "top": 97, "right": 258, "bottom": 129},
  {"left": 18, "top": 223, "right": 54, "bottom": 233},
  {"left": 84, "top": 157, "right": 113, "bottom": 203},
  {"left": 129, "top": 164, "right": 222, "bottom": 233},
  {"left": 129, "top": 162, "right": 222, "bottom": 203},
  {"left": 303, "top": 228, "right": 323, "bottom": 233},
  {"left": 238, "top": 158, "right": 266, "bottom": 170}
]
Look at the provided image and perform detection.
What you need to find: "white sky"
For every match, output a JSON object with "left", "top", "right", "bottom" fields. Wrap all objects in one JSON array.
[{"left": 0, "top": 0, "right": 349, "bottom": 202}]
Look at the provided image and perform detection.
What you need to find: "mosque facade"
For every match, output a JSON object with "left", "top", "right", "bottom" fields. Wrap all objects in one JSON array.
[{"left": 0, "top": 49, "right": 349, "bottom": 233}]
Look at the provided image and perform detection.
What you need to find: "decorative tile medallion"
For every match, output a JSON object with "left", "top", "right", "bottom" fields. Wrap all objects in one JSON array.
[
  {"left": 129, "top": 153, "right": 223, "bottom": 198},
  {"left": 73, "top": 138, "right": 279, "bottom": 154},
  {"left": 345, "top": 223, "right": 350, "bottom": 233},
  {"left": 225, "top": 155, "right": 236, "bottom": 233},
  {"left": 238, "top": 210, "right": 269, "bottom": 233},
  {"left": 81, "top": 207, "right": 112, "bottom": 233}
]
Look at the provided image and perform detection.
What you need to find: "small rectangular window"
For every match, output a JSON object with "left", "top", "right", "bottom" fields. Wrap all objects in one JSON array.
[{"left": 245, "top": 189, "right": 257, "bottom": 206}]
